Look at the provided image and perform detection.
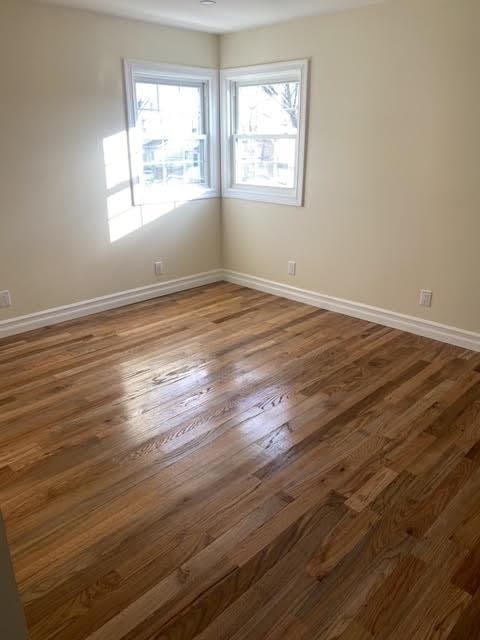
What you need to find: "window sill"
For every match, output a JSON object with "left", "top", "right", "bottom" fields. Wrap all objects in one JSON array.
[{"left": 222, "top": 186, "right": 303, "bottom": 207}]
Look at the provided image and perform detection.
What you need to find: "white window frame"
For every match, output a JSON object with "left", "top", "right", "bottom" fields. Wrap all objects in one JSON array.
[
  {"left": 124, "top": 59, "right": 220, "bottom": 206},
  {"left": 220, "top": 60, "right": 309, "bottom": 207}
]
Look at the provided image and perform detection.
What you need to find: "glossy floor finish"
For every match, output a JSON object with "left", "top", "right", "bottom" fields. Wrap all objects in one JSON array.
[{"left": 1, "top": 282, "right": 480, "bottom": 640}]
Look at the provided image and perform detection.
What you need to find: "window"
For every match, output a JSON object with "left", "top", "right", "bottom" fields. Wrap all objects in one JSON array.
[
  {"left": 124, "top": 60, "right": 219, "bottom": 205},
  {"left": 221, "top": 60, "right": 309, "bottom": 207}
]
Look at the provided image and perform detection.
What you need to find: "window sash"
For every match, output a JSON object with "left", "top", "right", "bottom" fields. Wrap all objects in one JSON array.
[
  {"left": 142, "top": 135, "right": 208, "bottom": 191},
  {"left": 230, "top": 81, "right": 300, "bottom": 193},
  {"left": 134, "top": 79, "right": 207, "bottom": 136},
  {"left": 134, "top": 80, "right": 208, "bottom": 197},
  {"left": 232, "top": 80, "right": 300, "bottom": 138},
  {"left": 231, "top": 134, "right": 299, "bottom": 192}
]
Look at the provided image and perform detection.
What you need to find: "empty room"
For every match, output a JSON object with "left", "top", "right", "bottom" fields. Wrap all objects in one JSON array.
[{"left": 1, "top": 0, "right": 480, "bottom": 638}]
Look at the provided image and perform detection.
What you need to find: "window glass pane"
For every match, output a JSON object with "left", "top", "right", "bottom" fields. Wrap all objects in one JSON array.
[
  {"left": 135, "top": 82, "right": 159, "bottom": 111},
  {"left": 136, "top": 82, "right": 203, "bottom": 136},
  {"left": 234, "top": 137, "right": 296, "bottom": 189},
  {"left": 135, "top": 82, "right": 205, "bottom": 194},
  {"left": 236, "top": 82, "right": 299, "bottom": 135},
  {"left": 142, "top": 138, "right": 206, "bottom": 196}
]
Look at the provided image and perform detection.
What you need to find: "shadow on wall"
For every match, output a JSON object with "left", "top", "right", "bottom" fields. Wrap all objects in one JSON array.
[{"left": 102, "top": 131, "right": 189, "bottom": 243}]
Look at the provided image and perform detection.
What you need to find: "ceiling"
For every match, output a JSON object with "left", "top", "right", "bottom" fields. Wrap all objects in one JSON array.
[{"left": 34, "top": 0, "right": 383, "bottom": 34}]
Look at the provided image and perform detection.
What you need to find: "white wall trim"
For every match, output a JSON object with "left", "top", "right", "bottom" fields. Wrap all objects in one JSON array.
[
  {"left": 0, "top": 270, "right": 223, "bottom": 339},
  {"left": 2, "top": 268, "right": 479, "bottom": 352},
  {"left": 223, "top": 270, "right": 480, "bottom": 352}
]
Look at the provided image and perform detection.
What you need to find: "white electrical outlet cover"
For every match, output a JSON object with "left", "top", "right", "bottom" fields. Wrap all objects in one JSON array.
[
  {"left": 0, "top": 290, "right": 11, "bottom": 308},
  {"left": 419, "top": 289, "right": 433, "bottom": 307}
]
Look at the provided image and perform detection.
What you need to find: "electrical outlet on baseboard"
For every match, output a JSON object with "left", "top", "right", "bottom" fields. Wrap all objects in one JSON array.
[
  {"left": 154, "top": 261, "right": 165, "bottom": 277},
  {"left": 419, "top": 289, "right": 433, "bottom": 307},
  {"left": 288, "top": 260, "right": 296, "bottom": 277},
  {"left": 0, "top": 290, "right": 12, "bottom": 308}
]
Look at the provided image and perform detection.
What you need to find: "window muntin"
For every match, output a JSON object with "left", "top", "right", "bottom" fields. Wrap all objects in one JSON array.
[{"left": 124, "top": 61, "right": 219, "bottom": 206}]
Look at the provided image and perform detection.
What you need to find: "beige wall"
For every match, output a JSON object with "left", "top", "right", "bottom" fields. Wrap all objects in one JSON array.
[
  {"left": 1, "top": 0, "right": 478, "bottom": 334},
  {"left": 220, "top": 0, "right": 480, "bottom": 333},
  {"left": 0, "top": 0, "right": 221, "bottom": 319}
]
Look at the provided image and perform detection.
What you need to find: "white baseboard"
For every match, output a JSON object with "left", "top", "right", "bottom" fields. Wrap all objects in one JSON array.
[
  {"left": 223, "top": 270, "right": 480, "bottom": 353},
  {"left": 2, "top": 268, "right": 479, "bottom": 352},
  {"left": 0, "top": 270, "right": 223, "bottom": 339}
]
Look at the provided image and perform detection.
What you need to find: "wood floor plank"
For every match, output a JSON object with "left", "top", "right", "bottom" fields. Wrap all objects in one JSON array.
[
  {"left": 0, "top": 282, "right": 478, "bottom": 640},
  {"left": 356, "top": 553, "right": 426, "bottom": 635}
]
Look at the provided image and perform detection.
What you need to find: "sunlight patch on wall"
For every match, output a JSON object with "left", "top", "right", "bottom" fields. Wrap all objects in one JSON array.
[
  {"left": 104, "top": 131, "right": 131, "bottom": 192},
  {"left": 103, "top": 131, "right": 179, "bottom": 242}
]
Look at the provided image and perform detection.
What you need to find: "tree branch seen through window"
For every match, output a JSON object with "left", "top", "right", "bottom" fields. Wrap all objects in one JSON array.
[{"left": 262, "top": 84, "right": 299, "bottom": 130}]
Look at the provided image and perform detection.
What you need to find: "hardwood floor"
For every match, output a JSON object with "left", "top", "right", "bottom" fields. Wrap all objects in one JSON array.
[{"left": 1, "top": 282, "right": 480, "bottom": 640}]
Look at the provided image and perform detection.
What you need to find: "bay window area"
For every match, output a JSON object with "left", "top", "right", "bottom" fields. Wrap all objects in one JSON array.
[{"left": 123, "top": 59, "right": 308, "bottom": 208}]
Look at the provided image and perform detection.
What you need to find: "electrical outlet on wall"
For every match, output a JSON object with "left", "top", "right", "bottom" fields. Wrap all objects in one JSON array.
[
  {"left": 288, "top": 260, "right": 296, "bottom": 277},
  {"left": 0, "top": 290, "right": 11, "bottom": 308},
  {"left": 154, "top": 261, "right": 164, "bottom": 276},
  {"left": 419, "top": 289, "right": 433, "bottom": 307}
]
